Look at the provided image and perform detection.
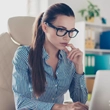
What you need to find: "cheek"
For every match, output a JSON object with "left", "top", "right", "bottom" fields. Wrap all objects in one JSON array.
[
  {"left": 49, "top": 35, "right": 59, "bottom": 45},
  {"left": 46, "top": 31, "right": 59, "bottom": 43}
]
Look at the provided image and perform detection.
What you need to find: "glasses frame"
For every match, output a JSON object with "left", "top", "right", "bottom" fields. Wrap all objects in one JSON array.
[{"left": 45, "top": 22, "right": 79, "bottom": 38}]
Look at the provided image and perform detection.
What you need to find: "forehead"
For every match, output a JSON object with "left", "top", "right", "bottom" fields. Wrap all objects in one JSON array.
[{"left": 53, "top": 15, "right": 75, "bottom": 29}]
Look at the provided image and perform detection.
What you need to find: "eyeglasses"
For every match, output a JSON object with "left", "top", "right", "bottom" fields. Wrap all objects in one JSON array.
[{"left": 45, "top": 22, "right": 79, "bottom": 38}]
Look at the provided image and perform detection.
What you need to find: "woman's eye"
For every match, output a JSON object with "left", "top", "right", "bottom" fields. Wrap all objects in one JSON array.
[{"left": 58, "top": 28, "right": 65, "bottom": 32}]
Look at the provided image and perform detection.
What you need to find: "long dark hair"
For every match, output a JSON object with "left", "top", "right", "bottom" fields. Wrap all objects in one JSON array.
[{"left": 28, "top": 3, "right": 75, "bottom": 96}]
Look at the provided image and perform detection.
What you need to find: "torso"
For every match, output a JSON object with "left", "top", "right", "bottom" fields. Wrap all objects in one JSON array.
[{"left": 46, "top": 56, "right": 59, "bottom": 77}]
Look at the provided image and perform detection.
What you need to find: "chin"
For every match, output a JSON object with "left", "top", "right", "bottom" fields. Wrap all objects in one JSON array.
[{"left": 57, "top": 46, "right": 65, "bottom": 50}]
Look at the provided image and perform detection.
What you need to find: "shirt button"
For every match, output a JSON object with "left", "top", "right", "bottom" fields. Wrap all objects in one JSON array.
[
  {"left": 55, "top": 85, "right": 57, "bottom": 87},
  {"left": 81, "top": 85, "right": 83, "bottom": 87},
  {"left": 52, "top": 98, "right": 54, "bottom": 100}
]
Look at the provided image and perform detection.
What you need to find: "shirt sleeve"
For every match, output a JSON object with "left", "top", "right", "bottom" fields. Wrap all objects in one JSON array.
[
  {"left": 12, "top": 46, "right": 55, "bottom": 110},
  {"left": 69, "top": 72, "right": 88, "bottom": 104}
]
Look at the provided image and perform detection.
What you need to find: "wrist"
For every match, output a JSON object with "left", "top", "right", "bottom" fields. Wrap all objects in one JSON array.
[{"left": 75, "top": 63, "right": 83, "bottom": 74}]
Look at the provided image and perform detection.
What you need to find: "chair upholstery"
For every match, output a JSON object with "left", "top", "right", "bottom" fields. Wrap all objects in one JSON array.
[
  {"left": 0, "top": 16, "right": 35, "bottom": 110},
  {"left": 8, "top": 16, "right": 35, "bottom": 45},
  {"left": 0, "top": 32, "right": 18, "bottom": 110}
]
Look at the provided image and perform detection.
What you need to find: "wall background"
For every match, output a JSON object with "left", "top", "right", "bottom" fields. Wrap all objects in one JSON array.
[
  {"left": 41, "top": 0, "right": 110, "bottom": 25},
  {"left": 0, "top": 0, "right": 109, "bottom": 34}
]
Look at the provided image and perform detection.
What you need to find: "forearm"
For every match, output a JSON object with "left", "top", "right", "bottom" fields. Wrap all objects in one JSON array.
[
  {"left": 13, "top": 94, "right": 55, "bottom": 110},
  {"left": 69, "top": 73, "right": 88, "bottom": 104},
  {"left": 71, "top": 87, "right": 88, "bottom": 104}
]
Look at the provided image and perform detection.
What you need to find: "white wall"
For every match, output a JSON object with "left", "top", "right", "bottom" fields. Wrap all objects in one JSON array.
[
  {"left": 0, "top": 0, "right": 27, "bottom": 34},
  {"left": 28, "top": 0, "right": 48, "bottom": 16},
  {"left": 48, "top": 0, "right": 110, "bottom": 25}
]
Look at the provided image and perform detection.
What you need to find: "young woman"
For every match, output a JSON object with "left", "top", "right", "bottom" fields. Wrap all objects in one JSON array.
[{"left": 12, "top": 3, "right": 88, "bottom": 110}]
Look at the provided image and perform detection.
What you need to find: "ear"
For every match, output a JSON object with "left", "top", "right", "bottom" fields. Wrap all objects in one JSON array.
[{"left": 42, "top": 22, "right": 48, "bottom": 33}]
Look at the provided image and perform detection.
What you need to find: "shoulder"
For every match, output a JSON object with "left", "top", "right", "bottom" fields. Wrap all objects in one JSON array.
[
  {"left": 13, "top": 45, "right": 30, "bottom": 66},
  {"left": 14, "top": 45, "right": 30, "bottom": 58},
  {"left": 15, "top": 45, "right": 30, "bottom": 55}
]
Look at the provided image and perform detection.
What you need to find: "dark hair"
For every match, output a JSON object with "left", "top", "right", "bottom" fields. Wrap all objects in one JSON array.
[{"left": 28, "top": 3, "right": 75, "bottom": 96}]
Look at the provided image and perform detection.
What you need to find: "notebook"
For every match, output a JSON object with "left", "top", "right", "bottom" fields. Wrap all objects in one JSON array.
[{"left": 89, "top": 70, "right": 110, "bottom": 110}]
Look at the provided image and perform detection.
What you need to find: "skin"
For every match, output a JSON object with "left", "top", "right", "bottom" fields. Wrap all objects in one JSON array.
[{"left": 42, "top": 15, "right": 88, "bottom": 110}]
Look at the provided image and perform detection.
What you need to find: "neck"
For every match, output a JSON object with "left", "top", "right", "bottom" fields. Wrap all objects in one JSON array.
[{"left": 44, "top": 40, "right": 59, "bottom": 58}]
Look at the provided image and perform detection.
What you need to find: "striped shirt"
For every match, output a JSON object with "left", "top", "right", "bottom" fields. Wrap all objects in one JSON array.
[{"left": 12, "top": 46, "right": 88, "bottom": 110}]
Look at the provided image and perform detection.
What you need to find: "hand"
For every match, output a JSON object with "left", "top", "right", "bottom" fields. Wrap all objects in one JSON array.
[
  {"left": 52, "top": 102, "right": 89, "bottom": 110},
  {"left": 64, "top": 44, "right": 83, "bottom": 74},
  {"left": 64, "top": 102, "right": 89, "bottom": 110}
]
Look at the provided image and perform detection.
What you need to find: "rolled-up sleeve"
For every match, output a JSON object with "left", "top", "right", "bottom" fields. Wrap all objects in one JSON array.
[
  {"left": 69, "top": 72, "right": 88, "bottom": 104},
  {"left": 12, "top": 46, "right": 55, "bottom": 110}
]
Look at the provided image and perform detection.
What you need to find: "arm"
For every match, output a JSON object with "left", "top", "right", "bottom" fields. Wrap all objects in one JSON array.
[
  {"left": 64, "top": 44, "right": 88, "bottom": 104},
  {"left": 69, "top": 72, "right": 88, "bottom": 104},
  {"left": 12, "top": 46, "right": 55, "bottom": 110}
]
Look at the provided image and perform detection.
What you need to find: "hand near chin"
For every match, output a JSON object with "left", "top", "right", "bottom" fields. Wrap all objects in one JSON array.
[{"left": 64, "top": 44, "right": 83, "bottom": 74}]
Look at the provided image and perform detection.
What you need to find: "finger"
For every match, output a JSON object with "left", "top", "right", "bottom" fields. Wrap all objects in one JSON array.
[
  {"left": 63, "top": 47, "right": 69, "bottom": 54},
  {"left": 70, "top": 49, "right": 82, "bottom": 58},
  {"left": 72, "top": 106, "right": 81, "bottom": 110},
  {"left": 73, "top": 52, "right": 83, "bottom": 60},
  {"left": 69, "top": 50, "right": 82, "bottom": 60},
  {"left": 67, "top": 48, "right": 79, "bottom": 59},
  {"left": 67, "top": 43, "right": 76, "bottom": 49},
  {"left": 75, "top": 102, "right": 89, "bottom": 110},
  {"left": 72, "top": 106, "right": 86, "bottom": 110},
  {"left": 69, "top": 51, "right": 79, "bottom": 60},
  {"left": 79, "top": 103, "right": 88, "bottom": 110},
  {"left": 71, "top": 103, "right": 87, "bottom": 110},
  {"left": 66, "top": 46, "right": 72, "bottom": 51},
  {"left": 71, "top": 51, "right": 82, "bottom": 60}
]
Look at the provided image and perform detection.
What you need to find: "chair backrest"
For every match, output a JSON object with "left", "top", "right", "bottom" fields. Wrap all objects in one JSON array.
[
  {"left": 8, "top": 16, "right": 35, "bottom": 45},
  {"left": 0, "top": 32, "right": 18, "bottom": 110},
  {"left": 0, "top": 16, "right": 35, "bottom": 110}
]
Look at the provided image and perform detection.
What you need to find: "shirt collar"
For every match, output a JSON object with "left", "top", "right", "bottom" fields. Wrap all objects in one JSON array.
[
  {"left": 58, "top": 50, "right": 63, "bottom": 60},
  {"left": 42, "top": 47, "right": 64, "bottom": 60},
  {"left": 42, "top": 47, "right": 49, "bottom": 60}
]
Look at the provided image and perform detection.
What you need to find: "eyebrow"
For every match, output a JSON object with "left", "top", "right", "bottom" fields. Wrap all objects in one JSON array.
[{"left": 57, "top": 25, "right": 75, "bottom": 30}]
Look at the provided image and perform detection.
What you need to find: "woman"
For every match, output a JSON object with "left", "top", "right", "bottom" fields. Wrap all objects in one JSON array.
[{"left": 12, "top": 3, "right": 88, "bottom": 110}]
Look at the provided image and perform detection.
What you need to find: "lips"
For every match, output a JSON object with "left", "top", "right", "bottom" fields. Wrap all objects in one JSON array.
[{"left": 60, "top": 43, "right": 68, "bottom": 46}]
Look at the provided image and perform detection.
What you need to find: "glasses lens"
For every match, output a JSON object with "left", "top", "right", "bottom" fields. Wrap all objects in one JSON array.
[
  {"left": 69, "top": 30, "right": 78, "bottom": 38},
  {"left": 57, "top": 29, "right": 66, "bottom": 36}
]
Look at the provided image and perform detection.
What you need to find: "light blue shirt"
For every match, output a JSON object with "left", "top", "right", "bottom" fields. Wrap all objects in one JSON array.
[{"left": 12, "top": 46, "right": 88, "bottom": 110}]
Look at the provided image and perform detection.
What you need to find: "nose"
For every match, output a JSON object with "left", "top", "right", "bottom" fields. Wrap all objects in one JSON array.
[{"left": 63, "top": 32, "right": 70, "bottom": 40}]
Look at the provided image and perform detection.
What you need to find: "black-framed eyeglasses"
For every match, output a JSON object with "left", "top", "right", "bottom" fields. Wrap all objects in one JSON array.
[{"left": 45, "top": 22, "right": 79, "bottom": 38}]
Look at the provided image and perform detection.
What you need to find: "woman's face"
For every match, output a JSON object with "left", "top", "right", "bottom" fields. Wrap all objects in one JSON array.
[{"left": 42, "top": 15, "right": 75, "bottom": 50}]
